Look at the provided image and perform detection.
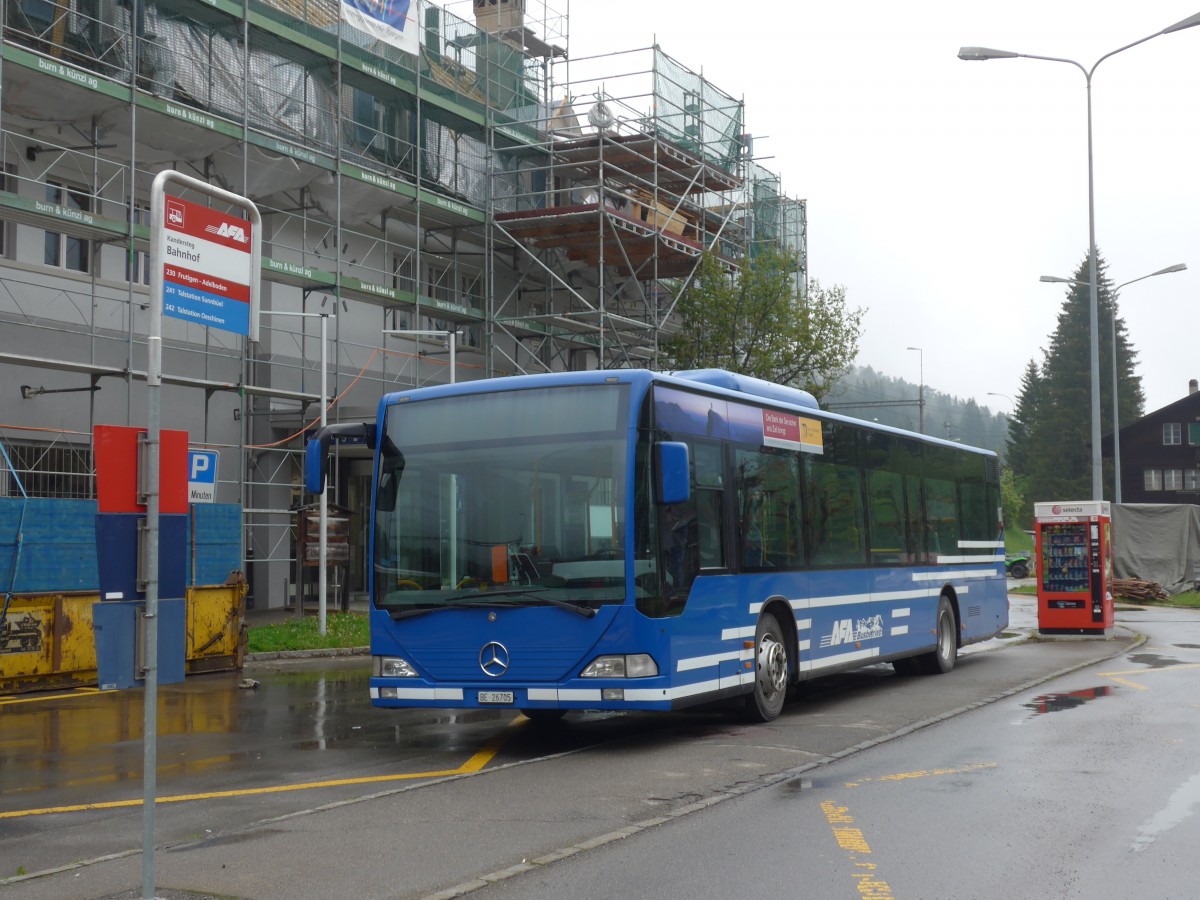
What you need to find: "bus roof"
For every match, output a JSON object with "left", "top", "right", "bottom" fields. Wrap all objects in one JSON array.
[{"left": 379, "top": 369, "right": 996, "bottom": 459}]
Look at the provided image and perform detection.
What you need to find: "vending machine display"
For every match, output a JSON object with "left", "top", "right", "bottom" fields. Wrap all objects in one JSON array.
[
  {"left": 1033, "top": 501, "right": 1113, "bottom": 635},
  {"left": 1040, "top": 522, "right": 1091, "bottom": 596}
]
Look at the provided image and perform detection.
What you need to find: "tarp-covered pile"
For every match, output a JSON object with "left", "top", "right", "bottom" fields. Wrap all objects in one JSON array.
[{"left": 1112, "top": 503, "right": 1200, "bottom": 595}]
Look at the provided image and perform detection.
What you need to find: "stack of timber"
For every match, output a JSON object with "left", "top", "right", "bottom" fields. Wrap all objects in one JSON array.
[{"left": 1111, "top": 578, "right": 1170, "bottom": 603}]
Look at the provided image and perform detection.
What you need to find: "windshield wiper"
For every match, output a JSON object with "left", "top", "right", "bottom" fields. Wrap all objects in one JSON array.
[
  {"left": 391, "top": 599, "right": 505, "bottom": 620},
  {"left": 391, "top": 587, "right": 596, "bottom": 620}
]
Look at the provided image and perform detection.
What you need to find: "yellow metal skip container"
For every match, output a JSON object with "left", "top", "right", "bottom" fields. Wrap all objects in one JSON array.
[{"left": 0, "top": 578, "right": 246, "bottom": 695}]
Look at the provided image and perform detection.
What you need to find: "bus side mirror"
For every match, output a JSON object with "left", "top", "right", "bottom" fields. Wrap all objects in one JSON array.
[
  {"left": 656, "top": 441, "right": 690, "bottom": 504},
  {"left": 304, "top": 422, "right": 374, "bottom": 493}
]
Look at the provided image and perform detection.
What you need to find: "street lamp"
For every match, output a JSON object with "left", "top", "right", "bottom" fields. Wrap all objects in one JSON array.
[
  {"left": 987, "top": 392, "right": 1014, "bottom": 410},
  {"left": 1039, "top": 263, "right": 1186, "bottom": 504},
  {"left": 959, "top": 11, "right": 1200, "bottom": 501},
  {"left": 906, "top": 346, "right": 924, "bottom": 434}
]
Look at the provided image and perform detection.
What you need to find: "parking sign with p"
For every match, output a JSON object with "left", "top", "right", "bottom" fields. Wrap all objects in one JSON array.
[{"left": 188, "top": 449, "right": 220, "bottom": 503}]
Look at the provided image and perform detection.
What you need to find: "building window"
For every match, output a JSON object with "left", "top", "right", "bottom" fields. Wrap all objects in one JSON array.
[
  {"left": 1189, "top": 423, "right": 1200, "bottom": 446},
  {"left": 44, "top": 182, "right": 90, "bottom": 273},
  {"left": 1185, "top": 470, "right": 1200, "bottom": 492},
  {"left": 1163, "top": 423, "right": 1181, "bottom": 445},
  {"left": 0, "top": 163, "right": 15, "bottom": 257},
  {"left": 426, "top": 263, "right": 455, "bottom": 302},
  {"left": 392, "top": 251, "right": 415, "bottom": 294},
  {"left": 126, "top": 203, "right": 150, "bottom": 284},
  {"left": 1164, "top": 469, "right": 1183, "bottom": 491},
  {"left": 1144, "top": 469, "right": 1163, "bottom": 492}
]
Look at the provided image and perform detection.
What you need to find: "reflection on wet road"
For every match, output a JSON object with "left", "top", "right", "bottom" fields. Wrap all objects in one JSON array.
[
  {"left": 0, "top": 659, "right": 524, "bottom": 817},
  {"left": 1021, "top": 686, "right": 1114, "bottom": 717},
  {"left": 0, "top": 657, "right": 725, "bottom": 824}
]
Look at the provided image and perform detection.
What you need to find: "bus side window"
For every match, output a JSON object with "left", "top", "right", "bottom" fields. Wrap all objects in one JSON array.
[
  {"left": 736, "top": 446, "right": 802, "bottom": 570},
  {"left": 691, "top": 440, "right": 725, "bottom": 570},
  {"left": 867, "top": 470, "right": 906, "bottom": 564},
  {"left": 695, "top": 488, "right": 723, "bottom": 569},
  {"left": 807, "top": 459, "right": 866, "bottom": 566}
]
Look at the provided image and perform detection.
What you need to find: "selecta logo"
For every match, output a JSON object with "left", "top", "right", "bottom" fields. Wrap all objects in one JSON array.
[
  {"left": 206, "top": 221, "right": 250, "bottom": 243},
  {"left": 1052, "top": 504, "right": 1086, "bottom": 515}
]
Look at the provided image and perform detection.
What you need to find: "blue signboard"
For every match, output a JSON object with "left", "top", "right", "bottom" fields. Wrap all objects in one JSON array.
[{"left": 188, "top": 449, "right": 220, "bottom": 504}]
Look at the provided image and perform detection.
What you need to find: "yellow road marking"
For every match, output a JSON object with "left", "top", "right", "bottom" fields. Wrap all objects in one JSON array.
[
  {"left": 0, "top": 719, "right": 519, "bottom": 819},
  {"left": 1100, "top": 662, "right": 1200, "bottom": 692},
  {"left": 1105, "top": 676, "right": 1149, "bottom": 691},
  {"left": 821, "top": 800, "right": 896, "bottom": 899},
  {"left": 0, "top": 688, "right": 114, "bottom": 707},
  {"left": 844, "top": 761, "right": 996, "bottom": 788},
  {"left": 1101, "top": 662, "right": 1200, "bottom": 678}
]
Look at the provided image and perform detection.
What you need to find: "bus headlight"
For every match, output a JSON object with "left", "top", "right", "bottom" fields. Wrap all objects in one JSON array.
[
  {"left": 373, "top": 655, "right": 418, "bottom": 678},
  {"left": 580, "top": 654, "right": 658, "bottom": 678}
]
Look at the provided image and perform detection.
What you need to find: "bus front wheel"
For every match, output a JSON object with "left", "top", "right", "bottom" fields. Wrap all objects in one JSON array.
[
  {"left": 919, "top": 596, "right": 958, "bottom": 675},
  {"left": 744, "top": 612, "right": 790, "bottom": 722}
]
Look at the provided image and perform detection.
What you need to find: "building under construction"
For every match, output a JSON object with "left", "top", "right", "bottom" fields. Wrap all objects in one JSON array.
[{"left": 0, "top": 0, "right": 807, "bottom": 610}]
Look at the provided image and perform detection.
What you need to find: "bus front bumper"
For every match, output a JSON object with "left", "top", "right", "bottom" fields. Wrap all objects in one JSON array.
[{"left": 367, "top": 677, "right": 746, "bottom": 712}]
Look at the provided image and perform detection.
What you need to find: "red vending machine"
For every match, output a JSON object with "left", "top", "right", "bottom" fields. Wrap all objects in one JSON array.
[{"left": 1033, "top": 501, "right": 1113, "bottom": 635}]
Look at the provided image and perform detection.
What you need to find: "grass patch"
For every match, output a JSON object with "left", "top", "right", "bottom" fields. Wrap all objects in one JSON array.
[
  {"left": 1121, "top": 590, "right": 1200, "bottom": 609},
  {"left": 247, "top": 612, "right": 369, "bottom": 653},
  {"left": 1012, "top": 585, "right": 1200, "bottom": 607},
  {"left": 1006, "top": 529, "right": 1034, "bottom": 555}
]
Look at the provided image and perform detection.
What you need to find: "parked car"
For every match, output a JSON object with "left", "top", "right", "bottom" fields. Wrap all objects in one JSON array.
[{"left": 1005, "top": 554, "right": 1031, "bottom": 580}]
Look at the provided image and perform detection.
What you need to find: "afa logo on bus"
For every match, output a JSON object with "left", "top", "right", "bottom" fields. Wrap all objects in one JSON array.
[{"left": 822, "top": 614, "right": 885, "bottom": 648}]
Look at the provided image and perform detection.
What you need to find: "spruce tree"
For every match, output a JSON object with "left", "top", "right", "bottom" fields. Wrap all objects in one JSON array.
[
  {"left": 1023, "top": 252, "right": 1144, "bottom": 509},
  {"left": 1006, "top": 359, "right": 1042, "bottom": 478}
]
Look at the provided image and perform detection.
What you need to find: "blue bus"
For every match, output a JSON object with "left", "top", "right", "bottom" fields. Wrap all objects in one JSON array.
[{"left": 306, "top": 368, "right": 1007, "bottom": 723}]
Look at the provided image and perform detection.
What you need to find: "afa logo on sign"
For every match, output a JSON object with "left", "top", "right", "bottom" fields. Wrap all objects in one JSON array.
[{"left": 206, "top": 221, "right": 250, "bottom": 244}]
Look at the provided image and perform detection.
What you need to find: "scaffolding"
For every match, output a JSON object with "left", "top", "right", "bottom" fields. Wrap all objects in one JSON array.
[{"left": 0, "top": 0, "right": 807, "bottom": 608}]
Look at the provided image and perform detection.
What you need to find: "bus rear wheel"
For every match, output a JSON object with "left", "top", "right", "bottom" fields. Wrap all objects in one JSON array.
[
  {"left": 919, "top": 596, "right": 958, "bottom": 675},
  {"left": 744, "top": 612, "right": 790, "bottom": 722}
]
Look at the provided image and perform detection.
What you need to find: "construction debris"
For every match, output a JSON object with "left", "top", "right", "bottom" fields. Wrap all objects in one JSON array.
[{"left": 1111, "top": 578, "right": 1170, "bottom": 603}]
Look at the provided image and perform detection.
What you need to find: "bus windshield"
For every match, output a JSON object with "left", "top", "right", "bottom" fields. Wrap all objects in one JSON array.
[{"left": 372, "top": 383, "right": 640, "bottom": 614}]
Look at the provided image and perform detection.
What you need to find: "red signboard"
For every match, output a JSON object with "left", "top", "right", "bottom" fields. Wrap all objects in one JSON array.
[{"left": 94, "top": 425, "right": 189, "bottom": 514}]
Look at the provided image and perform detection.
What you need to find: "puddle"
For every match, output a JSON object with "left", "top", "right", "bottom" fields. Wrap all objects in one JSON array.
[
  {"left": 1128, "top": 652, "right": 1183, "bottom": 669},
  {"left": 1132, "top": 770, "right": 1200, "bottom": 852},
  {"left": 1022, "top": 686, "right": 1114, "bottom": 716}
]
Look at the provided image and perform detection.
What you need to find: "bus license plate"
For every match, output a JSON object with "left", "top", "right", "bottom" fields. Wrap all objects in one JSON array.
[{"left": 478, "top": 690, "right": 514, "bottom": 705}]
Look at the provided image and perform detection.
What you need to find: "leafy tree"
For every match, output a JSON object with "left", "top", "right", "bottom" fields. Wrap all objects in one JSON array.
[
  {"left": 1022, "top": 252, "right": 1144, "bottom": 509},
  {"left": 662, "top": 246, "right": 865, "bottom": 402},
  {"left": 1000, "top": 465, "right": 1026, "bottom": 536}
]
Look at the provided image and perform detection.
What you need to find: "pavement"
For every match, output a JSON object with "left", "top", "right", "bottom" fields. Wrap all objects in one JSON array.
[{"left": 5, "top": 586, "right": 1142, "bottom": 900}]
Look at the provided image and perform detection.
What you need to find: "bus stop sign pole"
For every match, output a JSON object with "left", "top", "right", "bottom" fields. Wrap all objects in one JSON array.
[{"left": 145, "top": 171, "right": 260, "bottom": 898}]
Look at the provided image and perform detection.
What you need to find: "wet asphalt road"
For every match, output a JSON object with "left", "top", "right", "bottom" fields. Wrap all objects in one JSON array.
[
  {"left": 1, "top": 591, "right": 1173, "bottom": 899},
  {"left": 468, "top": 603, "right": 1200, "bottom": 900}
]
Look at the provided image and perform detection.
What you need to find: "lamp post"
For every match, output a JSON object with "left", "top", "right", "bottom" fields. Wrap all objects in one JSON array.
[
  {"left": 959, "top": 11, "right": 1200, "bottom": 501},
  {"left": 262, "top": 309, "right": 334, "bottom": 636},
  {"left": 1039, "top": 263, "right": 1186, "bottom": 504},
  {"left": 987, "top": 392, "right": 1014, "bottom": 408},
  {"left": 906, "top": 346, "right": 924, "bottom": 434}
]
